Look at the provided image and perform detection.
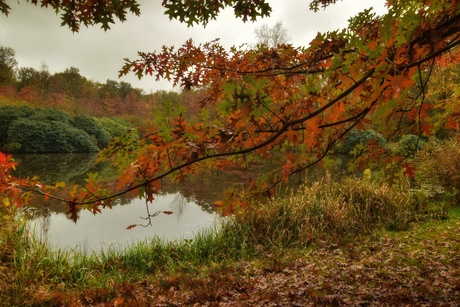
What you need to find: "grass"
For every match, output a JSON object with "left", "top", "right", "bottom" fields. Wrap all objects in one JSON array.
[
  {"left": 0, "top": 138, "right": 459, "bottom": 305},
  {"left": 1, "top": 178, "right": 456, "bottom": 305}
]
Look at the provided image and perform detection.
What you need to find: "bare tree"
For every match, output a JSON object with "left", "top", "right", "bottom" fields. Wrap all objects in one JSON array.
[{"left": 254, "top": 21, "right": 290, "bottom": 48}]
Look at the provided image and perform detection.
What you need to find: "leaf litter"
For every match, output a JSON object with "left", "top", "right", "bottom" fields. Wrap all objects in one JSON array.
[{"left": 17, "top": 216, "right": 460, "bottom": 306}]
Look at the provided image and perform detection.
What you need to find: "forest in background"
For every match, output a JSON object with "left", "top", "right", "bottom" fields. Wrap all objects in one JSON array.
[
  {"left": 2, "top": 41, "right": 459, "bottom": 156},
  {"left": 0, "top": 45, "right": 207, "bottom": 153}
]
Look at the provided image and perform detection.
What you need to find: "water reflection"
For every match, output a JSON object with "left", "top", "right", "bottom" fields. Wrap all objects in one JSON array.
[
  {"left": 15, "top": 153, "right": 340, "bottom": 253},
  {"left": 12, "top": 153, "right": 100, "bottom": 185},
  {"left": 30, "top": 192, "right": 218, "bottom": 254},
  {"left": 14, "top": 153, "right": 245, "bottom": 253}
]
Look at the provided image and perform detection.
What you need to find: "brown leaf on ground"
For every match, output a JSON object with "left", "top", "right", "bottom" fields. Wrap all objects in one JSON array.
[{"left": 5, "top": 217, "right": 459, "bottom": 306}]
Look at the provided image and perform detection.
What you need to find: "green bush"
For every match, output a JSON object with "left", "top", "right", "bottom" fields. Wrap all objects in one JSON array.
[
  {"left": 339, "top": 129, "right": 386, "bottom": 154},
  {"left": 0, "top": 106, "right": 136, "bottom": 153},
  {"left": 398, "top": 134, "right": 426, "bottom": 156},
  {"left": 71, "top": 115, "right": 111, "bottom": 149},
  {"left": 6, "top": 118, "right": 99, "bottom": 153},
  {"left": 30, "top": 108, "right": 71, "bottom": 124},
  {"left": 95, "top": 117, "right": 131, "bottom": 137},
  {"left": 0, "top": 105, "right": 34, "bottom": 146}
]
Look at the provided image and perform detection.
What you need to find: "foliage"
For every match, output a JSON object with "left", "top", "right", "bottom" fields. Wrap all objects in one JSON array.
[
  {"left": 424, "top": 50, "right": 460, "bottom": 138},
  {"left": 0, "top": 47, "right": 152, "bottom": 119},
  {"left": 1, "top": 1, "right": 460, "bottom": 217},
  {"left": 415, "top": 138, "right": 460, "bottom": 200},
  {"left": 109, "top": 0, "right": 460, "bottom": 216},
  {"left": 0, "top": 46, "right": 17, "bottom": 85},
  {"left": 95, "top": 117, "right": 132, "bottom": 138},
  {"left": 0, "top": 0, "right": 141, "bottom": 32},
  {"left": 0, "top": 106, "right": 132, "bottom": 153},
  {"left": 6, "top": 118, "right": 99, "bottom": 153},
  {"left": 397, "top": 134, "right": 426, "bottom": 156},
  {"left": 30, "top": 107, "right": 71, "bottom": 124},
  {"left": 0, "top": 105, "right": 34, "bottom": 147},
  {"left": 338, "top": 129, "right": 386, "bottom": 155},
  {"left": 72, "top": 115, "right": 111, "bottom": 149},
  {"left": 161, "top": 0, "right": 272, "bottom": 26}
]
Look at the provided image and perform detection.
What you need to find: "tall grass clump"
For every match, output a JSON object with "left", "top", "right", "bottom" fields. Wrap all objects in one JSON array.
[
  {"left": 0, "top": 206, "right": 20, "bottom": 304},
  {"left": 415, "top": 137, "right": 460, "bottom": 202},
  {"left": 224, "top": 173, "right": 421, "bottom": 249},
  {"left": 0, "top": 207, "right": 41, "bottom": 305}
]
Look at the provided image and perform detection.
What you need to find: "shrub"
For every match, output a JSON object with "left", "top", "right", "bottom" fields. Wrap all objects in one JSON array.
[
  {"left": 0, "top": 105, "right": 34, "bottom": 146},
  {"left": 71, "top": 115, "right": 111, "bottom": 149},
  {"left": 6, "top": 118, "right": 99, "bottom": 153},
  {"left": 30, "top": 108, "right": 71, "bottom": 124},
  {"left": 339, "top": 129, "right": 386, "bottom": 155},
  {"left": 397, "top": 134, "right": 426, "bottom": 156},
  {"left": 95, "top": 117, "right": 131, "bottom": 137}
]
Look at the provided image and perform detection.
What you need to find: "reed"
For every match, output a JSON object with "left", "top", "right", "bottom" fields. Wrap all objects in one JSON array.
[{"left": 226, "top": 173, "right": 424, "bottom": 248}]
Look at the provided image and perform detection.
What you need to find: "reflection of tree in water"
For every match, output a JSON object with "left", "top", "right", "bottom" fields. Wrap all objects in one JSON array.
[
  {"left": 12, "top": 153, "right": 99, "bottom": 185},
  {"left": 169, "top": 192, "right": 187, "bottom": 220},
  {"left": 165, "top": 158, "right": 348, "bottom": 213},
  {"left": 161, "top": 165, "right": 268, "bottom": 214},
  {"left": 138, "top": 193, "right": 187, "bottom": 227},
  {"left": 37, "top": 204, "right": 51, "bottom": 244},
  {"left": 21, "top": 153, "right": 347, "bottom": 225}
]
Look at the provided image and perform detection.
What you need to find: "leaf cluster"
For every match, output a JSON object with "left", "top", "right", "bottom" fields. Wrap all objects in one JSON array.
[
  {"left": 114, "top": 0, "right": 460, "bottom": 209},
  {"left": 162, "top": 0, "right": 272, "bottom": 26},
  {"left": 0, "top": 0, "right": 141, "bottom": 32},
  {"left": 3, "top": 0, "right": 460, "bottom": 216}
]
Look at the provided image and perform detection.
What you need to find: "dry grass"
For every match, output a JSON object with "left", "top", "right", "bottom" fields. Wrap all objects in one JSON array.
[
  {"left": 227, "top": 173, "right": 419, "bottom": 248},
  {"left": 415, "top": 138, "right": 460, "bottom": 199}
]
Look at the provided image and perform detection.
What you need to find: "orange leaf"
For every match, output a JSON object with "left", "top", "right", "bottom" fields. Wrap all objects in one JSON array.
[{"left": 403, "top": 162, "right": 416, "bottom": 179}]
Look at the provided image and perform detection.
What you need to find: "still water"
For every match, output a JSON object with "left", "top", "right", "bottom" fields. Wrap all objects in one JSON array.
[
  {"left": 32, "top": 193, "right": 218, "bottom": 254},
  {"left": 13, "top": 153, "right": 333, "bottom": 253},
  {"left": 12, "top": 153, "right": 246, "bottom": 254}
]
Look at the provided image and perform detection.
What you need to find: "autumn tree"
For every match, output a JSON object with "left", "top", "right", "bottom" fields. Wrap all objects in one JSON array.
[
  {"left": 2, "top": 0, "right": 460, "bottom": 219},
  {"left": 423, "top": 49, "right": 460, "bottom": 137},
  {"left": 0, "top": 46, "right": 17, "bottom": 85}
]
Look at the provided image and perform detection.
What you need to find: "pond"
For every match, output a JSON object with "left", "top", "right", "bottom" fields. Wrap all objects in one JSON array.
[
  {"left": 32, "top": 193, "right": 218, "bottom": 254},
  {"left": 12, "top": 153, "right": 275, "bottom": 254},
  {"left": 13, "top": 153, "right": 344, "bottom": 254}
]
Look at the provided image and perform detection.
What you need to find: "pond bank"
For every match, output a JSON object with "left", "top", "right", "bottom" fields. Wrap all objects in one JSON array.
[{"left": 1, "top": 207, "right": 458, "bottom": 306}]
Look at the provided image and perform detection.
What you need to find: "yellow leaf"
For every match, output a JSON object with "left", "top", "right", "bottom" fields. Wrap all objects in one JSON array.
[
  {"left": 55, "top": 182, "right": 66, "bottom": 189},
  {"left": 3, "top": 198, "right": 10, "bottom": 207}
]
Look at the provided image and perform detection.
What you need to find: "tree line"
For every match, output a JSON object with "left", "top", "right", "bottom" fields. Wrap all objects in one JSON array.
[
  {"left": 0, "top": 46, "right": 153, "bottom": 119},
  {"left": 0, "top": 45, "right": 213, "bottom": 153}
]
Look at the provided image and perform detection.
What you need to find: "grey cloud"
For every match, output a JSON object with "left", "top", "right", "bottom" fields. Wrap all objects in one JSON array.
[{"left": 1, "top": 0, "right": 387, "bottom": 93}]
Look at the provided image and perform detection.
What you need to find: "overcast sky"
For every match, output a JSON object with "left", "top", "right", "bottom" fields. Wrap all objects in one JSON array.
[{"left": 0, "top": 0, "right": 387, "bottom": 93}]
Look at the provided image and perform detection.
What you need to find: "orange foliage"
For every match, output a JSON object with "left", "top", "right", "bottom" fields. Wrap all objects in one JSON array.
[{"left": 2, "top": 0, "right": 460, "bottom": 219}]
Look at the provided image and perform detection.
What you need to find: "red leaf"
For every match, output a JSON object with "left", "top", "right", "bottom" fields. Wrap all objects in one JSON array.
[{"left": 403, "top": 162, "right": 416, "bottom": 179}]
